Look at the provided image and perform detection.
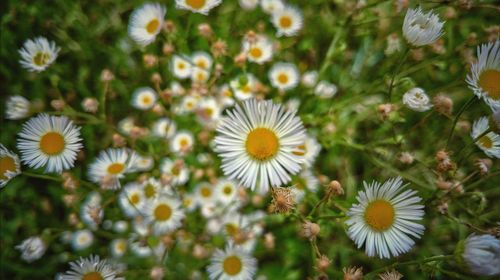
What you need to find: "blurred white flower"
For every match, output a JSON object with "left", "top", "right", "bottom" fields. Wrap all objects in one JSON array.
[
  {"left": 462, "top": 234, "right": 500, "bottom": 276},
  {"left": 471, "top": 116, "right": 500, "bottom": 158},
  {"left": 128, "top": 3, "right": 166, "bottom": 46},
  {"left": 5, "top": 95, "right": 30, "bottom": 120},
  {"left": 271, "top": 5, "right": 303, "bottom": 37},
  {"left": 16, "top": 236, "right": 46, "bottom": 263},
  {"left": 402, "top": 7, "right": 444, "bottom": 47},
  {"left": 18, "top": 37, "right": 60, "bottom": 72},
  {"left": 314, "top": 81, "right": 338, "bottom": 99},
  {"left": 301, "top": 71, "right": 318, "bottom": 88},
  {"left": 131, "top": 87, "right": 157, "bottom": 110},
  {"left": 268, "top": 62, "right": 300, "bottom": 91},
  {"left": 176, "top": 0, "right": 222, "bottom": 15},
  {"left": 402, "top": 87, "right": 433, "bottom": 112}
]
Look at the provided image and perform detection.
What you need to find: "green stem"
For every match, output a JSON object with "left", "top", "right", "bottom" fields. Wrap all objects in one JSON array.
[
  {"left": 364, "top": 255, "right": 453, "bottom": 278},
  {"left": 446, "top": 95, "right": 478, "bottom": 149},
  {"left": 23, "top": 171, "right": 62, "bottom": 182},
  {"left": 388, "top": 48, "right": 410, "bottom": 101}
]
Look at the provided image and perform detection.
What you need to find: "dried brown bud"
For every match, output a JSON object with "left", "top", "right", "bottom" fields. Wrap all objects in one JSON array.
[
  {"left": 198, "top": 23, "right": 213, "bottom": 39},
  {"left": 433, "top": 94, "right": 453, "bottom": 116},
  {"left": 100, "top": 69, "right": 114, "bottom": 82},
  {"left": 164, "top": 20, "right": 175, "bottom": 32},
  {"left": 377, "top": 103, "right": 395, "bottom": 120},
  {"left": 51, "top": 99, "right": 65, "bottom": 111},
  {"left": 143, "top": 54, "right": 158, "bottom": 68},
  {"left": 264, "top": 233, "right": 275, "bottom": 250},
  {"left": 378, "top": 269, "right": 403, "bottom": 280},
  {"left": 343, "top": 266, "right": 363, "bottom": 280},
  {"left": 301, "top": 221, "right": 321, "bottom": 239},
  {"left": 234, "top": 52, "right": 247, "bottom": 66},
  {"left": 150, "top": 266, "right": 165, "bottom": 280},
  {"left": 316, "top": 255, "right": 331, "bottom": 272},
  {"left": 398, "top": 152, "right": 414, "bottom": 165},
  {"left": 211, "top": 39, "right": 228, "bottom": 58},
  {"left": 112, "top": 133, "right": 126, "bottom": 147},
  {"left": 475, "top": 158, "right": 493, "bottom": 175},
  {"left": 326, "top": 180, "right": 344, "bottom": 197},
  {"left": 162, "top": 43, "right": 175, "bottom": 56},
  {"left": 271, "top": 186, "right": 295, "bottom": 214},
  {"left": 82, "top": 97, "right": 99, "bottom": 113}
]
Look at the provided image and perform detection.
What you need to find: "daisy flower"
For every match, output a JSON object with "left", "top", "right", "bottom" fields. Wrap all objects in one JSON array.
[
  {"left": 144, "top": 195, "right": 185, "bottom": 235},
  {"left": 191, "top": 67, "right": 211, "bottom": 84},
  {"left": 71, "top": 229, "right": 94, "bottom": 251},
  {"left": 5, "top": 95, "right": 31, "bottom": 120},
  {"left": 218, "top": 84, "right": 235, "bottom": 107},
  {"left": 314, "top": 80, "right": 338, "bottom": 98},
  {"left": 179, "top": 96, "right": 199, "bottom": 113},
  {"left": 214, "top": 99, "right": 306, "bottom": 193},
  {"left": 170, "top": 131, "right": 195, "bottom": 155},
  {"left": 88, "top": 148, "right": 138, "bottom": 190},
  {"left": 0, "top": 144, "right": 21, "bottom": 188},
  {"left": 402, "top": 7, "right": 444, "bottom": 47},
  {"left": 293, "top": 134, "right": 321, "bottom": 167},
  {"left": 119, "top": 182, "right": 146, "bottom": 217},
  {"left": 153, "top": 118, "right": 177, "bottom": 139},
  {"left": 135, "top": 155, "right": 154, "bottom": 171},
  {"left": 220, "top": 213, "right": 250, "bottom": 238},
  {"left": 239, "top": 0, "right": 259, "bottom": 10},
  {"left": 17, "top": 114, "right": 83, "bottom": 173},
  {"left": 402, "top": 87, "right": 433, "bottom": 112},
  {"left": 128, "top": 3, "right": 166, "bottom": 46},
  {"left": 301, "top": 71, "right": 318, "bottom": 88},
  {"left": 197, "top": 97, "right": 221, "bottom": 125},
  {"left": 230, "top": 74, "right": 258, "bottom": 101},
  {"left": 131, "top": 87, "right": 157, "bottom": 110},
  {"left": 172, "top": 55, "right": 193, "bottom": 79},
  {"left": 195, "top": 182, "right": 216, "bottom": 207},
  {"left": 15, "top": 236, "right": 47, "bottom": 263},
  {"left": 460, "top": 234, "right": 500, "bottom": 276},
  {"left": 142, "top": 177, "right": 168, "bottom": 199},
  {"left": 207, "top": 243, "right": 257, "bottom": 280},
  {"left": 268, "top": 62, "right": 300, "bottom": 91},
  {"left": 471, "top": 117, "right": 500, "bottom": 158},
  {"left": 175, "top": 0, "right": 222, "bottom": 15},
  {"left": 261, "top": 0, "right": 284, "bottom": 14},
  {"left": 345, "top": 177, "right": 425, "bottom": 259},
  {"left": 160, "top": 158, "right": 189, "bottom": 186},
  {"left": 242, "top": 35, "right": 273, "bottom": 64},
  {"left": 271, "top": 5, "right": 303, "bottom": 37},
  {"left": 466, "top": 40, "right": 500, "bottom": 109},
  {"left": 215, "top": 179, "right": 239, "bottom": 205},
  {"left": 192, "top": 51, "right": 213, "bottom": 70},
  {"left": 59, "top": 255, "right": 123, "bottom": 280},
  {"left": 110, "top": 238, "right": 127, "bottom": 258},
  {"left": 18, "top": 37, "right": 60, "bottom": 72},
  {"left": 291, "top": 169, "right": 319, "bottom": 202}
]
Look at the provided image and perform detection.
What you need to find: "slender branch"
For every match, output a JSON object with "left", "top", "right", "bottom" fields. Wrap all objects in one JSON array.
[
  {"left": 364, "top": 255, "right": 453, "bottom": 278},
  {"left": 388, "top": 48, "right": 410, "bottom": 101},
  {"left": 445, "top": 95, "right": 478, "bottom": 149}
]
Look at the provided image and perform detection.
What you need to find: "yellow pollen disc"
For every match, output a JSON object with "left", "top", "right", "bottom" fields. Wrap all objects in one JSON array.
[
  {"left": 183, "top": 198, "right": 192, "bottom": 207},
  {"left": 82, "top": 272, "right": 104, "bottom": 280},
  {"left": 249, "top": 47, "right": 262, "bottom": 58},
  {"left": 117, "top": 241, "right": 126, "bottom": 251},
  {"left": 130, "top": 193, "right": 140, "bottom": 205},
  {"left": 223, "top": 256, "right": 243, "bottom": 276},
  {"left": 225, "top": 223, "right": 238, "bottom": 236},
  {"left": 201, "top": 187, "right": 212, "bottom": 198},
  {"left": 246, "top": 128, "right": 279, "bottom": 160},
  {"left": 179, "top": 138, "right": 189, "bottom": 148},
  {"left": 0, "top": 156, "right": 16, "bottom": 180},
  {"left": 204, "top": 108, "right": 214, "bottom": 117},
  {"left": 197, "top": 60, "right": 206, "bottom": 68},
  {"left": 39, "top": 132, "right": 65, "bottom": 155},
  {"left": 107, "top": 163, "right": 125, "bottom": 175},
  {"left": 154, "top": 204, "right": 172, "bottom": 221},
  {"left": 146, "top": 18, "right": 160, "bottom": 34},
  {"left": 292, "top": 144, "right": 306, "bottom": 156},
  {"left": 142, "top": 95, "right": 152, "bottom": 105},
  {"left": 242, "top": 85, "right": 251, "bottom": 93},
  {"left": 364, "top": 200, "right": 395, "bottom": 231},
  {"left": 196, "top": 72, "right": 206, "bottom": 81},
  {"left": 478, "top": 135, "right": 493, "bottom": 149},
  {"left": 33, "top": 52, "right": 50, "bottom": 66},
  {"left": 279, "top": 16, "right": 292, "bottom": 28},
  {"left": 144, "top": 184, "right": 157, "bottom": 198},
  {"left": 277, "top": 73, "right": 289, "bottom": 84},
  {"left": 178, "top": 62, "right": 186, "bottom": 70},
  {"left": 223, "top": 185, "right": 233, "bottom": 195},
  {"left": 172, "top": 166, "right": 181, "bottom": 176},
  {"left": 186, "top": 0, "right": 206, "bottom": 9},
  {"left": 479, "top": 69, "right": 500, "bottom": 100}
]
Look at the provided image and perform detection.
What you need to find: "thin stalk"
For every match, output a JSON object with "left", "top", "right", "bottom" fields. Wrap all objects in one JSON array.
[
  {"left": 364, "top": 255, "right": 453, "bottom": 278},
  {"left": 388, "top": 48, "right": 410, "bottom": 101},
  {"left": 446, "top": 95, "right": 478, "bottom": 149}
]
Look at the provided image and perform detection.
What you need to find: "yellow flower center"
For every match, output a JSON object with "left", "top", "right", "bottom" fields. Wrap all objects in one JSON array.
[
  {"left": 223, "top": 185, "right": 233, "bottom": 195},
  {"left": 142, "top": 95, "right": 152, "bottom": 105},
  {"left": 186, "top": 0, "right": 206, "bottom": 9},
  {"left": 196, "top": 71, "right": 206, "bottom": 81},
  {"left": 130, "top": 193, "right": 140, "bottom": 205},
  {"left": 146, "top": 18, "right": 160, "bottom": 34},
  {"left": 223, "top": 256, "right": 243, "bottom": 276},
  {"left": 179, "top": 138, "right": 189, "bottom": 148},
  {"left": 82, "top": 272, "right": 104, "bottom": 280},
  {"left": 246, "top": 128, "right": 279, "bottom": 160},
  {"left": 39, "top": 132, "right": 65, "bottom": 155},
  {"left": 0, "top": 156, "right": 16, "bottom": 180},
  {"left": 33, "top": 52, "right": 50, "bottom": 66},
  {"left": 197, "top": 60, "right": 207, "bottom": 69},
  {"left": 479, "top": 69, "right": 500, "bottom": 100},
  {"left": 107, "top": 163, "right": 125, "bottom": 175},
  {"left": 277, "top": 73, "right": 289, "bottom": 84},
  {"left": 225, "top": 223, "right": 238, "bottom": 236},
  {"left": 279, "top": 16, "right": 292, "bottom": 28},
  {"left": 116, "top": 240, "right": 126, "bottom": 251},
  {"left": 292, "top": 144, "right": 306, "bottom": 156},
  {"left": 200, "top": 186, "right": 212, "bottom": 198},
  {"left": 249, "top": 47, "right": 263, "bottom": 58},
  {"left": 364, "top": 200, "right": 395, "bottom": 231},
  {"left": 478, "top": 135, "right": 493, "bottom": 149},
  {"left": 144, "top": 184, "right": 157, "bottom": 198},
  {"left": 154, "top": 204, "right": 172, "bottom": 221},
  {"left": 204, "top": 108, "right": 214, "bottom": 117},
  {"left": 178, "top": 62, "right": 186, "bottom": 70}
]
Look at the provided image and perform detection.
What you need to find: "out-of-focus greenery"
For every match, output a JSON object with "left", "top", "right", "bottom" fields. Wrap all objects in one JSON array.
[{"left": 1, "top": 0, "right": 499, "bottom": 279}]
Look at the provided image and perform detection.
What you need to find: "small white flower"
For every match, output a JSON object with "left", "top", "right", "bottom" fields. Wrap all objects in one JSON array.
[
  {"left": 471, "top": 116, "right": 500, "bottom": 158},
  {"left": 5, "top": 95, "right": 30, "bottom": 120},
  {"left": 207, "top": 243, "right": 257, "bottom": 280},
  {"left": 192, "top": 51, "right": 213, "bottom": 70},
  {"left": 301, "top": 71, "right": 318, "bottom": 88},
  {"left": 466, "top": 40, "right": 500, "bottom": 110},
  {"left": 131, "top": 87, "right": 157, "bottom": 110},
  {"left": 271, "top": 5, "right": 303, "bottom": 37},
  {"left": 170, "top": 131, "right": 195, "bottom": 155},
  {"left": 119, "top": 182, "right": 146, "bottom": 217},
  {"left": 268, "top": 62, "right": 300, "bottom": 91},
  {"left": 17, "top": 114, "right": 83, "bottom": 173},
  {"left": 293, "top": 134, "right": 321, "bottom": 167},
  {"left": 71, "top": 229, "right": 94, "bottom": 251},
  {"left": 0, "top": 144, "right": 21, "bottom": 188},
  {"left": 239, "top": 0, "right": 259, "bottom": 10},
  {"left": 402, "top": 87, "right": 433, "bottom": 112},
  {"left": 402, "top": 7, "right": 444, "bottom": 47},
  {"left": 110, "top": 238, "right": 127, "bottom": 258},
  {"left": 18, "top": 37, "right": 60, "bottom": 72},
  {"left": 128, "top": 3, "right": 166, "bottom": 46},
  {"left": 144, "top": 195, "right": 185, "bottom": 235},
  {"left": 261, "top": 0, "right": 284, "bottom": 14},
  {"left": 59, "top": 255, "right": 123, "bottom": 280},
  {"left": 88, "top": 148, "right": 138, "bottom": 190},
  {"left": 215, "top": 179, "right": 239, "bottom": 205},
  {"left": 230, "top": 74, "right": 258, "bottom": 101},
  {"left": 16, "top": 236, "right": 47, "bottom": 263},
  {"left": 242, "top": 35, "right": 274, "bottom": 65},
  {"left": 171, "top": 55, "right": 193, "bottom": 79},
  {"left": 135, "top": 154, "right": 154, "bottom": 171},
  {"left": 160, "top": 158, "right": 189, "bottom": 186},
  {"left": 314, "top": 80, "right": 338, "bottom": 98},
  {"left": 175, "top": 0, "right": 222, "bottom": 15},
  {"left": 153, "top": 118, "right": 177, "bottom": 138},
  {"left": 462, "top": 234, "right": 500, "bottom": 276}
]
